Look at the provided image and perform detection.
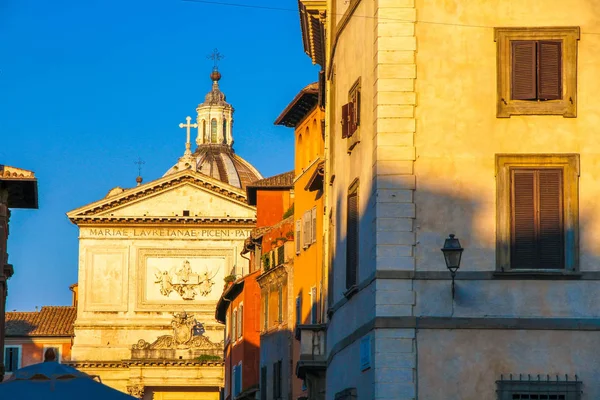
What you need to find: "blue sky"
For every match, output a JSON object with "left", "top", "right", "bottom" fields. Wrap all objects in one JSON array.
[{"left": 1, "top": 0, "right": 319, "bottom": 310}]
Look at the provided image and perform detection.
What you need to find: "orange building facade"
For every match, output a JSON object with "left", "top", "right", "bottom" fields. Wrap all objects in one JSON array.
[{"left": 275, "top": 83, "right": 326, "bottom": 400}]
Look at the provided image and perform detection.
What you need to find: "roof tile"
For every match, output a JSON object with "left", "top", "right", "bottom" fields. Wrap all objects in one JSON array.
[{"left": 6, "top": 306, "right": 76, "bottom": 337}]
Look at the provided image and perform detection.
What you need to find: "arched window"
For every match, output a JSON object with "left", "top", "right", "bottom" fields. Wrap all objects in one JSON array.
[
  {"left": 312, "top": 119, "right": 318, "bottom": 158},
  {"left": 211, "top": 119, "right": 217, "bottom": 143},
  {"left": 202, "top": 120, "right": 206, "bottom": 142},
  {"left": 297, "top": 134, "right": 303, "bottom": 171},
  {"left": 304, "top": 127, "right": 310, "bottom": 165},
  {"left": 223, "top": 119, "right": 228, "bottom": 143}
]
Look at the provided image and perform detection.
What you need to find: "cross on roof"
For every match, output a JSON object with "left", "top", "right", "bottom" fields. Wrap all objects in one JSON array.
[
  {"left": 179, "top": 116, "right": 198, "bottom": 155},
  {"left": 134, "top": 157, "right": 145, "bottom": 177},
  {"left": 207, "top": 48, "right": 224, "bottom": 70}
]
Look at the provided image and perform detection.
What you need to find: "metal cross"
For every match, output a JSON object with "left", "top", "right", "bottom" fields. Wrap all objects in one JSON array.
[
  {"left": 134, "top": 157, "right": 145, "bottom": 176},
  {"left": 207, "top": 48, "right": 225, "bottom": 69},
  {"left": 179, "top": 116, "right": 198, "bottom": 153}
]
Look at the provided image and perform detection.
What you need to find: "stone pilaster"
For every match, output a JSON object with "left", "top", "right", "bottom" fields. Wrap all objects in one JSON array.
[{"left": 373, "top": 1, "right": 417, "bottom": 399}]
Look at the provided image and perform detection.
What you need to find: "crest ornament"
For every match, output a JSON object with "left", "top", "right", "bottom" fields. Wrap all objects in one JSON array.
[
  {"left": 127, "top": 385, "right": 144, "bottom": 398},
  {"left": 154, "top": 259, "right": 218, "bottom": 300},
  {"left": 131, "top": 312, "right": 223, "bottom": 356}
]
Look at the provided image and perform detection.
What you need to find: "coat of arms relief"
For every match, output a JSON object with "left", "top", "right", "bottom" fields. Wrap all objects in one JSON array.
[
  {"left": 131, "top": 312, "right": 222, "bottom": 354},
  {"left": 154, "top": 259, "right": 218, "bottom": 300}
]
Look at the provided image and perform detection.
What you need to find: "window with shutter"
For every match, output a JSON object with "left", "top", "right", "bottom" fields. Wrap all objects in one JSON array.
[
  {"left": 311, "top": 207, "right": 317, "bottom": 244},
  {"left": 341, "top": 103, "right": 350, "bottom": 139},
  {"left": 511, "top": 40, "right": 562, "bottom": 101},
  {"left": 277, "top": 286, "right": 283, "bottom": 323},
  {"left": 347, "top": 78, "right": 361, "bottom": 152},
  {"left": 238, "top": 304, "right": 243, "bottom": 339},
  {"left": 277, "top": 246, "right": 284, "bottom": 266},
  {"left": 296, "top": 220, "right": 301, "bottom": 254},
  {"left": 303, "top": 211, "right": 311, "bottom": 248},
  {"left": 511, "top": 169, "right": 564, "bottom": 269},
  {"left": 346, "top": 181, "right": 359, "bottom": 289},
  {"left": 348, "top": 80, "right": 360, "bottom": 137},
  {"left": 263, "top": 295, "right": 269, "bottom": 331},
  {"left": 496, "top": 154, "right": 579, "bottom": 272},
  {"left": 495, "top": 27, "right": 579, "bottom": 117},
  {"left": 232, "top": 309, "right": 238, "bottom": 341}
]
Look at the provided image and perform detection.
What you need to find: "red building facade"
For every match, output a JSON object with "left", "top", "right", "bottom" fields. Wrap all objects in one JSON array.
[{"left": 215, "top": 171, "right": 294, "bottom": 400}]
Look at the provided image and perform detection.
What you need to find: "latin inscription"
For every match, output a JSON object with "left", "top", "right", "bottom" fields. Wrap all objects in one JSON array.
[{"left": 85, "top": 228, "right": 250, "bottom": 239}]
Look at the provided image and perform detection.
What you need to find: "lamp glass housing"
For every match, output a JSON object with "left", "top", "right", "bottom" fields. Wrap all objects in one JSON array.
[{"left": 441, "top": 234, "right": 464, "bottom": 273}]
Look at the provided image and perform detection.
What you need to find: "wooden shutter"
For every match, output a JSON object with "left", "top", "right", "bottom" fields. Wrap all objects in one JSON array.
[
  {"left": 310, "top": 207, "right": 317, "bottom": 243},
  {"left": 341, "top": 103, "right": 350, "bottom": 138},
  {"left": 346, "top": 191, "right": 358, "bottom": 288},
  {"left": 238, "top": 304, "right": 243, "bottom": 339},
  {"left": 347, "top": 101, "right": 355, "bottom": 138},
  {"left": 304, "top": 211, "right": 311, "bottom": 247},
  {"left": 538, "top": 169, "right": 564, "bottom": 268},
  {"left": 511, "top": 41, "right": 537, "bottom": 100},
  {"left": 511, "top": 169, "right": 564, "bottom": 269},
  {"left": 232, "top": 309, "right": 237, "bottom": 340},
  {"left": 538, "top": 40, "right": 562, "bottom": 100},
  {"left": 295, "top": 220, "right": 301, "bottom": 254},
  {"left": 277, "top": 246, "right": 284, "bottom": 265},
  {"left": 511, "top": 170, "right": 537, "bottom": 268}
]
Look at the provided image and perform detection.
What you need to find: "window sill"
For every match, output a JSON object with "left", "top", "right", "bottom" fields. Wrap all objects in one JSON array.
[
  {"left": 343, "top": 285, "right": 358, "bottom": 299},
  {"left": 493, "top": 270, "right": 582, "bottom": 279},
  {"left": 497, "top": 99, "right": 576, "bottom": 118}
]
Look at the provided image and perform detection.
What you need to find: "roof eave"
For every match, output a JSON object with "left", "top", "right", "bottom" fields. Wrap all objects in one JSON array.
[
  {"left": 274, "top": 83, "right": 319, "bottom": 127},
  {"left": 298, "top": 0, "right": 327, "bottom": 66}
]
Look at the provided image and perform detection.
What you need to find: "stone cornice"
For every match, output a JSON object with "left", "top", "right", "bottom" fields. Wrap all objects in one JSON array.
[
  {"left": 67, "top": 171, "right": 252, "bottom": 222},
  {"left": 65, "top": 360, "right": 224, "bottom": 368},
  {"left": 71, "top": 217, "right": 256, "bottom": 225}
]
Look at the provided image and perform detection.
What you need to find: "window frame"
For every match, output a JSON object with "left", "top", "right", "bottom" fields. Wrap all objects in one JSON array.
[
  {"left": 345, "top": 179, "right": 359, "bottom": 291},
  {"left": 346, "top": 77, "right": 361, "bottom": 153},
  {"left": 4, "top": 345, "right": 22, "bottom": 373},
  {"left": 238, "top": 302, "right": 244, "bottom": 340},
  {"left": 494, "top": 26, "right": 579, "bottom": 118},
  {"left": 232, "top": 308, "right": 238, "bottom": 342},
  {"left": 42, "top": 345, "right": 62, "bottom": 363},
  {"left": 495, "top": 154, "right": 579, "bottom": 273}
]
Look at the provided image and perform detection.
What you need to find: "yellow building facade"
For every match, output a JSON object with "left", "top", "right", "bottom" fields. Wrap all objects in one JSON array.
[{"left": 275, "top": 82, "right": 326, "bottom": 400}]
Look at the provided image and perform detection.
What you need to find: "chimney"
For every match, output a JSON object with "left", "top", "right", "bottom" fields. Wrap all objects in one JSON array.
[{"left": 69, "top": 283, "right": 79, "bottom": 307}]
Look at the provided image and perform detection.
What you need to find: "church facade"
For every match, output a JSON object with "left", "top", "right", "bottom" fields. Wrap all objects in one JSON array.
[{"left": 66, "top": 69, "right": 262, "bottom": 400}]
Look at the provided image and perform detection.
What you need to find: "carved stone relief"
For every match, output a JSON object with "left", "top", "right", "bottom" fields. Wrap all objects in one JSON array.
[
  {"left": 154, "top": 259, "right": 217, "bottom": 300},
  {"left": 131, "top": 312, "right": 223, "bottom": 359}
]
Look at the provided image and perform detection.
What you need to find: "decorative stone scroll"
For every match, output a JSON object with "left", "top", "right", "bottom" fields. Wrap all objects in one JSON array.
[
  {"left": 126, "top": 384, "right": 144, "bottom": 398},
  {"left": 131, "top": 312, "right": 223, "bottom": 359}
]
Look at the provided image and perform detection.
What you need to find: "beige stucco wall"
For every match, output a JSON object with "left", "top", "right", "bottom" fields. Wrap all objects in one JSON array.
[
  {"left": 419, "top": 329, "right": 600, "bottom": 399},
  {"left": 414, "top": 0, "right": 600, "bottom": 272}
]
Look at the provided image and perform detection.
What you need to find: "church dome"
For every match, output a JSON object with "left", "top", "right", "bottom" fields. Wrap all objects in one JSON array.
[
  {"left": 194, "top": 145, "right": 261, "bottom": 189},
  {"left": 165, "top": 66, "right": 262, "bottom": 189}
]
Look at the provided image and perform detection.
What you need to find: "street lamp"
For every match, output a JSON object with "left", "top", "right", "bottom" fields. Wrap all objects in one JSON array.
[{"left": 441, "top": 234, "right": 463, "bottom": 299}]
